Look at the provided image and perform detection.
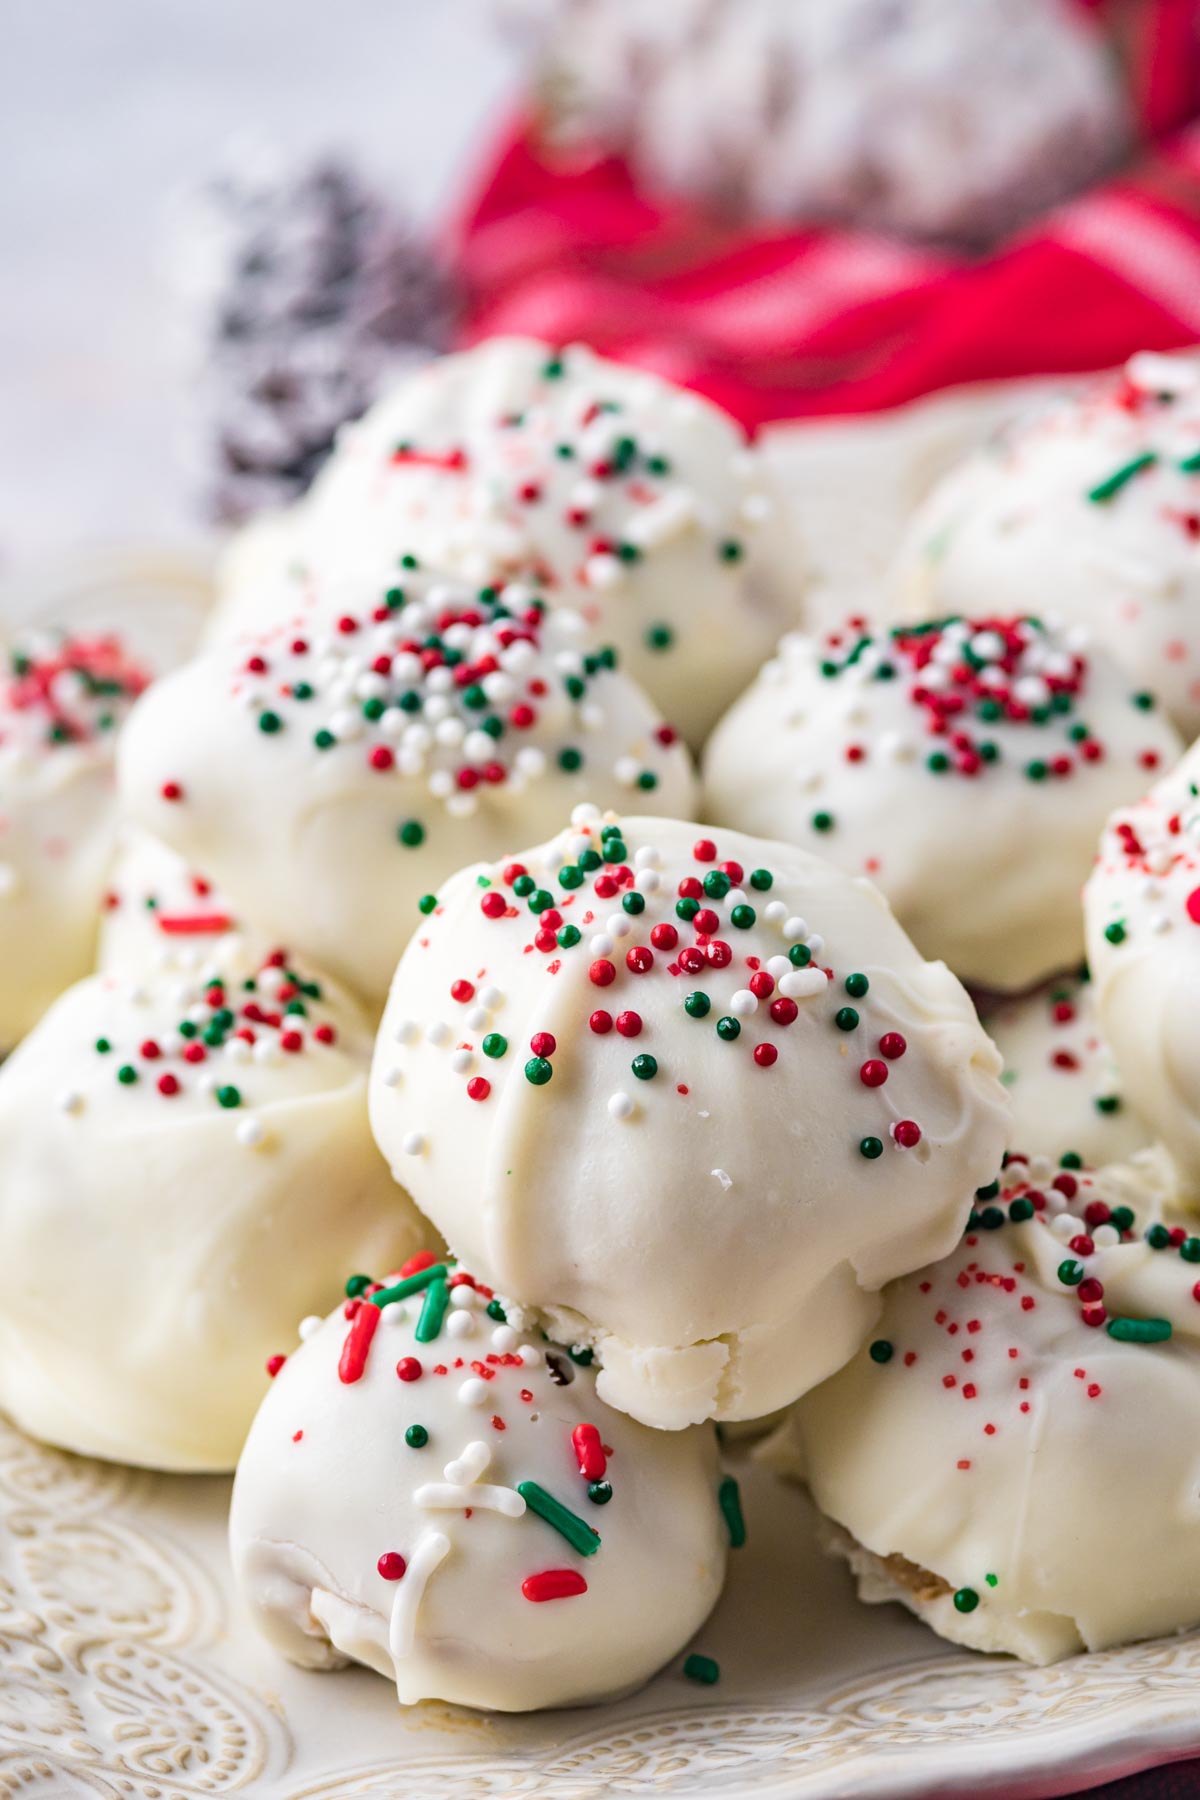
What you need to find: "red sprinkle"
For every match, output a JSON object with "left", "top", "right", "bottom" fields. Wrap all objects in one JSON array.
[
  {"left": 265, "top": 1353, "right": 286, "bottom": 1378},
  {"left": 339, "top": 1304, "right": 379, "bottom": 1383},
  {"left": 522, "top": 1569, "right": 588, "bottom": 1602},
  {"left": 571, "top": 1422, "right": 607, "bottom": 1481},
  {"left": 377, "top": 1552, "right": 407, "bottom": 1581},
  {"left": 396, "top": 1356, "right": 423, "bottom": 1383}
]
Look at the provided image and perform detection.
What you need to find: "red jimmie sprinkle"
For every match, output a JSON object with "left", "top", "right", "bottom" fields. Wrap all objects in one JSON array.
[
  {"left": 338, "top": 1303, "right": 380, "bottom": 1384},
  {"left": 265, "top": 1353, "right": 286, "bottom": 1378},
  {"left": 156, "top": 912, "right": 234, "bottom": 936},
  {"left": 522, "top": 1569, "right": 588, "bottom": 1602},
  {"left": 571, "top": 1422, "right": 607, "bottom": 1482}
]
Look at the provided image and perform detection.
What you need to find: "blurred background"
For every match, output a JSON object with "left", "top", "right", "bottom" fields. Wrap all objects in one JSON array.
[{"left": 5, "top": 0, "right": 1200, "bottom": 572}]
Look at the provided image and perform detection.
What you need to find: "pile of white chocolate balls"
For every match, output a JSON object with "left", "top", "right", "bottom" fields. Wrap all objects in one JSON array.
[{"left": 7, "top": 337, "right": 1200, "bottom": 1708}]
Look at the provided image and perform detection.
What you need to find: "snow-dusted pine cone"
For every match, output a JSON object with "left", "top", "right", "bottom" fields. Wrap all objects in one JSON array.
[
  {"left": 505, "top": 0, "right": 1131, "bottom": 247},
  {"left": 173, "top": 147, "right": 459, "bottom": 524}
]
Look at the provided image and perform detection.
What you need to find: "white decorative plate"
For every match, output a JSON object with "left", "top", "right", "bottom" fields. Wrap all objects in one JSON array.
[{"left": 2, "top": 1415, "right": 1197, "bottom": 1800}]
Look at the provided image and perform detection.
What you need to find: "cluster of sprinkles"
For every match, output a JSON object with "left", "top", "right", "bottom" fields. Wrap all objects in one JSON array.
[
  {"left": 60, "top": 949, "right": 339, "bottom": 1139},
  {"left": 176, "top": 563, "right": 677, "bottom": 839},
  {"left": 0, "top": 632, "right": 149, "bottom": 754},
  {"left": 388, "top": 809, "right": 931, "bottom": 1163},
  {"left": 782, "top": 614, "right": 1165, "bottom": 838},
  {"left": 1091, "top": 773, "right": 1200, "bottom": 950},
  {"left": 381, "top": 348, "right": 771, "bottom": 652},
  {"left": 1081, "top": 356, "right": 1200, "bottom": 508},
  {"left": 276, "top": 1252, "right": 743, "bottom": 1627},
  {"left": 865, "top": 1151, "right": 1190, "bottom": 1616}
]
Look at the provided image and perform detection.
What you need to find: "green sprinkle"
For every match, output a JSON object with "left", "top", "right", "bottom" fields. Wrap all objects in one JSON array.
[
  {"left": 415, "top": 1276, "right": 450, "bottom": 1343},
  {"left": 345, "top": 1273, "right": 371, "bottom": 1298},
  {"left": 527, "top": 889, "right": 554, "bottom": 914},
  {"left": 1104, "top": 921, "right": 1127, "bottom": 945},
  {"left": 1057, "top": 1259, "right": 1084, "bottom": 1287},
  {"left": 95, "top": 1037, "right": 111, "bottom": 1054},
  {"left": 558, "top": 747, "right": 583, "bottom": 772},
  {"left": 482, "top": 1033, "right": 508, "bottom": 1059},
  {"left": 1061, "top": 1151, "right": 1085, "bottom": 1171},
  {"left": 979, "top": 1206, "right": 1005, "bottom": 1230},
  {"left": 513, "top": 874, "right": 535, "bottom": 897},
  {"left": 985, "top": 1573, "right": 999, "bottom": 1588},
  {"left": 677, "top": 897, "right": 699, "bottom": 921},
  {"left": 718, "top": 539, "right": 743, "bottom": 563},
  {"left": 567, "top": 1343, "right": 594, "bottom": 1365},
  {"left": 405, "top": 1424, "right": 429, "bottom": 1448},
  {"left": 1106, "top": 1316, "right": 1172, "bottom": 1344},
  {"left": 953, "top": 1587, "right": 980, "bottom": 1614},
  {"left": 623, "top": 890, "right": 645, "bottom": 915},
  {"left": 559, "top": 865, "right": 584, "bottom": 889},
  {"left": 517, "top": 1480, "right": 600, "bottom": 1556},
  {"left": 716, "top": 1016, "right": 741, "bottom": 1042},
  {"left": 789, "top": 943, "right": 811, "bottom": 967},
  {"left": 418, "top": 894, "right": 437, "bottom": 916},
  {"left": 370, "top": 1263, "right": 449, "bottom": 1309},
  {"left": 362, "top": 696, "right": 385, "bottom": 722},
  {"left": 645, "top": 624, "right": 674, "bottom": 652},
  {"left": 1132, "top": 691, "right": 1156, "bottom": 711},
  {"left": 397, "top": 819, "right": 425, "bottom": 848},
  {"left": 1181, "top": 1238, "right": 1200, "bottom": 1264},
  {"left": 1008, "top": 1197, "right": 1035, "bottom": 1223},
  {"left": 587, "top": 1480, "right": 613, "bottom": 1505},
  {"left": 683, "top": 1653, "right": 720, "bottom": 1685},
  {"left": 719, "top": 1475, "right": 746, "bottom": 1547},
  {"left": 927, "top": 751, "right": 950, "bottom": 773},
  {"left": 1179, "top": 449, "right": 1200, "bottom": 473},
  {"left": 868, "top": 1339, "right": 893, "bottom": 1364},
  {"left": 812, "top": 811, "right": 834, "bottom": 832},
  {"left": 845, "top": 973, "right": 869, "bottom": 998},
  {"left": 557, "top": 924, "right": 582, "bottom": 948},
  {"left": 834, "top": 1007, "right": 859, "bottom": 1031},
  {"left": 486, "top": 1298, "right": 507, "bottom": 1323},
  {"left": 730, "top": 904, "right": 755, "bottom": 929},
  {"left": 749, "top": 868, "right": 773, "bottom": 891},
  {"left": 1087, "top": 451, "right": 1158, "bottom": 503},
  {"left": 637, "top": 770, "right": 658, "bottom": 791},
  {"left": 1110, "top": 1205, "right": 1135, "bottom": 1233},
  {"left": 216, "top": 1084, "right": 241, "bottom": 1109},
  {"left": 1146, "top": 1223, "right": 1172, "bottom": 1250},
  {"left": 116, "top": 1064, "right": 138, "bottom": 1086},
  {"left": 685, "top": 992, "right": 711, "bottom": 1018},
  {"left": 1094, "top": 1095, "right": 1120, "bottom": 1115},
  {"left": 292, "top": 681, "right": 314, "bottom": 700},
  {"left": 313, "top": 728, "right": 336, "bottom": 750},
  {"left": 631, "top": 1054, "right": 658, "bottom": 1080},
  {"left": 860, "top": 1136, "right": 883, "bottom": 1160},
  {"left": 258, "top": 710, "right": 283, "bottom": 734},
  {"left": 525, "top": 1056, "right": 553, "bottom": 1086},
  {"left": 975, "top": 1179, "right": 1000, "bottom": 1201}
]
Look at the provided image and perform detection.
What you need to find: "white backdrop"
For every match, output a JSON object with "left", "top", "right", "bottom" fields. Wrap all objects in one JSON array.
[{"left": 0, "top": 0, "right": 518, "bottom": 563}]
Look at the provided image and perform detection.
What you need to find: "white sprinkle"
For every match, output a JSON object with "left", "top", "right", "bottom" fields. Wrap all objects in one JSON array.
[
  {"left": 381, "top": 1066, "right": 402, "bottom": 1088},
  {"left": 764, "top": 902, "right": 787, "bottom": 925},
  {"left": 426, "top": 1021, "right": 451, "bottom": 1047},
  {"left": 450, "top": 1283, "right": 482, "bottom": 1310},
  {"left": 450, "top": 1049, "right": 474, "bottom": 1075},
  {"left": 446, "top": 1309, "right": 476, "bottom": 1340},
  {"left": 784, "top": 916, "right": 807, "bottom": 940},
  {"left": 402, "top": 1132, "right": 426, "bottom": 1156},
  {"left": 1092, "top": 1224, "right": 1121, "bottom": 1247},
  {"left": 298, "top": 1314, "right": 323, "bottom": 1341},
  {"left": 236, "top": 1118, "right": 265, "bottom": 1149},
  {"left": 491, "top": 1324, "right": 518, "bottom": 1353},
  {"left": 779, "top": 969, "right": 827, "bottom": 999},
  {"left": 1050, "top": 1212, "right": 1080, "bottom": 1242},
  {"left": 479, "top": 985, "right": 504, "bottom": 1009},
  {"left": 608, "top": 1091, "right": 635, "bottom": 1121},
  {"left": 712, "top": 1168, "right": 733, "bottom": 1191},
  {"left": 57, "top": 1089, "right": 84, "bottom": 1116},
  {"left": 458, "top": 1377, "right": 489, "bottom": 1407},
  {"left": 590, "top": 933, "right": 614, "bottom": 957},
  {"left": 394, "top": 1019, "right": 419, "bottom": 1046},
  {"left": 517, "top": 1344, "right": 543, "bottom": 1367},
  {"left": 730, "top": 989, "right": 758, "bottom": 1018}
]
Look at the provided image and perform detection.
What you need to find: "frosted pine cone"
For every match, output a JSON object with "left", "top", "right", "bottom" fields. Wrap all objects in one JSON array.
[{"left": 173, "top": 147, "right": 459, "bottom": 524}]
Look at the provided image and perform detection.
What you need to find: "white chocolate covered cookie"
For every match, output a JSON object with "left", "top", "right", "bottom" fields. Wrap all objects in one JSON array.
[
  {"left": 369, "top": 809, "right": 1010, "bottom": 1429},
  {"left": 0, "top": 629, "right": 151, "bottom": 1046},
  {"left": 893, "top": 353, "right": 1200, "bottom": 737},
  {"left": 785, "top": 1151, "right": 1196, "bottom": 1664},
  {"left": 1085, "top": 738, "right": 1200, "bottom": 1197},
  {"left": 0, "top": 944, "right": 425, "bottom": 1470},
  {"left": 119, "top": 568, "right": 696, "bottom": 1006},
  {"left": 230, "top": 1253, "right": 730, "bottom": 1712},
  {"left": 703, "top": 615, "right": 1180, "bottom": 991},
  {"left": 208, "top": 339, "right": 802, "bottom": 745}
]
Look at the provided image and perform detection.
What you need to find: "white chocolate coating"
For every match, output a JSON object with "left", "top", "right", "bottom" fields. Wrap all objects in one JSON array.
[
  {"left": 120, "top": 569, "right": 696, "bottom": 1007},
  {"left": 982, "top": 972, "right": 1152, "bottom": 1169},
  {"left": 892, "top": 353, "right": 1200, "bottom": 738},
  {"left": 230, "top": 1262, "right": 728, "bottom": 1712},
  {"left": 1085, "top": 738, "right": 1200, "bottom": 1199},
  {"left": 207, "top": 339, "right": 803, "bottom": 746},
  {"left": 517, "top": 0, "right": 1127, "bottom": 245},
  {"left": 97, "top": 827, "right": 250, "bottom": 974},
  {"left": 0, "top": 945, "right": 425, "bottom": 1470},
  {"left": 369, "top": 809, "right": 1010, "bottom": 1429},
  {"left": 786, "top": 1152, "right": 1199, "bottom": 1663},
  {"left": 0, "top": 629, "right": 152, "bottom": 1047},
  {"left": 702, "top": 615, "right": 1181, "bottom": 991}
]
